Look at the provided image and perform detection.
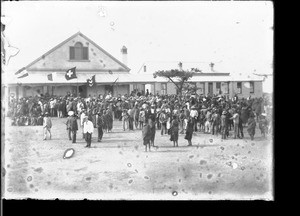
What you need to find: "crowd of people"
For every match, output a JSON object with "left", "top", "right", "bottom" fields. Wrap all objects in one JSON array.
[{"left": 7, "top": 90, "right": 272, "bottom": 151}]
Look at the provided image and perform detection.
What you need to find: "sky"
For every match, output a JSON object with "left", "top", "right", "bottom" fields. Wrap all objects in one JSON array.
[{"left": 2, "top": 1, "right": 273, "bottom": 92}]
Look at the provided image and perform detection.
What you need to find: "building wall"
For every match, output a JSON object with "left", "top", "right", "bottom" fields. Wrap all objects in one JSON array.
[
  {"left": 167, "top": 82, "right": 177, "bottom": 95},
  {"left": 113, "top": 85, "right": 129, "bottom": 96},
  {"left": 28, "top": 34, "right": 128, "bottom": 72},
  {"left": 154, "top": 83, "right": 161, "bottom": 95},
  {"left": 231, "top": 81, "right": 263, "bottom": 98}
]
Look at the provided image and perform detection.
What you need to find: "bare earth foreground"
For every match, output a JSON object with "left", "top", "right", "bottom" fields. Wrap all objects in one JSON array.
[{"left": 2, "top": 117, "right": 273, "bottom": 200}]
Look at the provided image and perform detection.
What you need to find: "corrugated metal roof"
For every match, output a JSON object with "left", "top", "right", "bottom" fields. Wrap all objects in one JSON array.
[
  {"left": 137, "top": 61, "right": 227, "bottom": 74},
  {"left": 6, "top": 70, "right": 263, "bottom": 85}
]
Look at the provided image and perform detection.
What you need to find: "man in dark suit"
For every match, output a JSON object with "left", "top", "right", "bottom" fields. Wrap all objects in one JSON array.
[
  {"left": 66, "top": 111, "right": 78, "bottom": 143},
  {"left": 97, "top": 112, "right": 104, "bottom": 142}
]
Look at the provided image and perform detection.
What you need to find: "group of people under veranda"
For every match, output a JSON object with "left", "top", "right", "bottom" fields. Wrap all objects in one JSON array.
[{"left": 9, "top": 91, "right": 272, "bottom": 151}]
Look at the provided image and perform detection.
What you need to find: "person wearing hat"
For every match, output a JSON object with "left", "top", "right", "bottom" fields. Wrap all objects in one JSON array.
[
  {"left": 247, "top": 112, "right": 256, "bottom": 140},
  {"left": 43, "top": 112, "right": 52, "bottom": 140},
  {"left": 66, "top": 111, "right": 78, "bottom": 143}
]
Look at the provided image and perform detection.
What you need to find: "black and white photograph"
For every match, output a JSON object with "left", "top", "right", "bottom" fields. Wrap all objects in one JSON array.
[{"left": 1, "top": 1, "right": 274, "bottom": 200}]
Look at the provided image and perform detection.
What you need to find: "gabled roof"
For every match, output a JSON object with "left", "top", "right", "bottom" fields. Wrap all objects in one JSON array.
[{"left": 15, "top": 31, "right": 130, "bottom": 75}]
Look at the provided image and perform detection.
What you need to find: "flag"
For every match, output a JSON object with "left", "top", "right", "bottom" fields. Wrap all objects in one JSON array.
[
  {"left": 112, "top": 77, "right": 119, "bottom": 85},
  {"left": 65, "top": 67, "right": 77, "bottom": 80},
  {"left": 47, "top": 73, "right": 53, "bottom": 81},
  {"left": 15, "top": 67, "right": 29, "bottom": 79},
  {"left": 17, "top": 72, "right": 29, "bottom": 79},
  {"left": 87, "top": 75, "right": 96, "bottom": 87}
]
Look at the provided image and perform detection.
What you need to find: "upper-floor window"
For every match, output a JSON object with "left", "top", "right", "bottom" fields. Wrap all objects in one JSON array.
[{"left": 70, "top": 42, "right": 89, "bottom": 60}]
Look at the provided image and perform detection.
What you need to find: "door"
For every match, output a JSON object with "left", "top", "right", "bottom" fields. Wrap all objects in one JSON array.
[
  {"left": 105, "top": 85, "right": 114, "bottom": 95},
  {"left": 79, "top": 85, "right": 87, "bottom": 98},
  {"left": 208, "top": 82, "right": 213, "bottom": 96}
]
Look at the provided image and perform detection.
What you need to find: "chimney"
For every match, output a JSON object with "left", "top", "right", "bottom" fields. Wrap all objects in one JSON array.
[
  {"left": 121, "top": 46, "right": 128, "bottom": 66},
  {"left": 178, "top": 62, "right": 183, "bottom": 71},
  {"left": 209, "top": 62, "right": 215, "bottom": 72}
]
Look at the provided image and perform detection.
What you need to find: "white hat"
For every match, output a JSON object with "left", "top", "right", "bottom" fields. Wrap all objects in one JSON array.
[{"left": 68, "top": 111, "right": 74, "bottom": 116}]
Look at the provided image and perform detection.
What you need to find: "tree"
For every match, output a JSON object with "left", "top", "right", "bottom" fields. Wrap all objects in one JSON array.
[{"left": 153, "top": 69, "right": 196, "bottom": 101}]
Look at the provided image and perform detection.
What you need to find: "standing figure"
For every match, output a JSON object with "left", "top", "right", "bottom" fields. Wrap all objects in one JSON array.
[
  {"left": 230, "top": 109, "right": 240, "bottom": 139},
  {"left": 185, "top": 116, "right": 193, "bottom": 146},
  {"left": 128, "top": 107, "right": 135, "bottom": 131},
  {"left": 221, "top": 111, "right": 227, "bottom": 140},
  {"left": 170, "top": 115, "right": 179, "bottom": 147},
  {"left": 83, "top": 116, "right": 94, "bottom": 148},
  {"left": 258, "top": 113, "right": 268, "bottom": 138},
  {"left": 190, "top": 106, "right": 198, "bottom": 132},
  {"left": 159, "top": 110, "right": 167, "bottom": 135},
  {"left": 149, "top": 115, "right": 156, "bottom": 147},
  {"left": 238, "top": 110, "right": 244, "bottom": 139},
  {"left": 43, "top": 112, "right": 52, "bottom": 140},
  {"left": 134, "top": 105, "right": 140, "bottom": 129},
  {"left": 247, "top": 113, "right": 256, "bottom": 140},
  {"left": 211, "top": 109, "right": 220, "bottom": 136},
  {"left": 68, "top": 111, "right": 78, "bottom": 143},
  {"left": 97, "top": 112, "right": 104, "bottom": 142},
  {"left": 122, "top": 109, "right": 129, "bottom": 131},
  {"left": 139, "top": 108, "right": 145, "bottom": 130},
  {"left": 142, "top": 118, "right": 152, "bottom": 152},
  {"left": 66, "top": 112, "right": 72, "bottom": 140},
  {"left": 179, "top": 109, "right": 185, "bottom": 134},
  {"left": 204, "top": 108, "right": 212, "bottom": 134}
]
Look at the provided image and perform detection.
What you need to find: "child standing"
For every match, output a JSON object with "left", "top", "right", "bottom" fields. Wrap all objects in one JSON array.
[{"left": 43, "top": 112, "right": 52, "bottom": 140}]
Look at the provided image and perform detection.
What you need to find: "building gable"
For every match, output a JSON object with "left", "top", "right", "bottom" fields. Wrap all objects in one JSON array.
[{"left": 24, "top": 32, "right": 130, "bottom": 73}]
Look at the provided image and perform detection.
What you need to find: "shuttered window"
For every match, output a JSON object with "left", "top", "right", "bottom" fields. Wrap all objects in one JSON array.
[
  {"left": 69, "top": 42, "right": 89, "bottom": 60},
  {"left": 82, "top": 47, "right": 88, "bottom": 60},
  {"left": 250, "top": 82, "right": 254, "bottom": 93}
]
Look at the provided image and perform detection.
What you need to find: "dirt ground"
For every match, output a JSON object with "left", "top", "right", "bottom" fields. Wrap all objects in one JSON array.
[{"left": 2, "top": 117, "right": 273, "bottom": 200}]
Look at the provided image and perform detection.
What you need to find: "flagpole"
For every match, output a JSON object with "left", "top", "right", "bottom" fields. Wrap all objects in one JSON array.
[{"left": 77, "top": 77, "right": 78, "bottom": 97}]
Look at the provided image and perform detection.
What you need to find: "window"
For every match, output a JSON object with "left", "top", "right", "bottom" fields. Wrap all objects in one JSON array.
[
  {"left": 237, "top": 82, "right": 242, "bottom": 94},
  {"left": 70, "top": 42, "right": 89, "bottom": 60},
  {"left": 250, "top": 81, "right": 254, "bottom": 93},
  {"left": 161, "top": 83, "right": 167, "bottom": 95},
  {"left": 216, "top": 82, "right": 221, "bottom": 94}
]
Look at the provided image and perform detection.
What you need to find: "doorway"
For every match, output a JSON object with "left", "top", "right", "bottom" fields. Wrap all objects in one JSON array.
[
  {"left": 105, "top": 85, "right": 114, "bottom": 95},
  {"left": 79, "top": 85, "right": 87, "bottom": 98}
]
